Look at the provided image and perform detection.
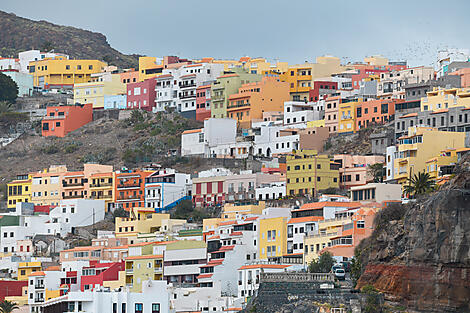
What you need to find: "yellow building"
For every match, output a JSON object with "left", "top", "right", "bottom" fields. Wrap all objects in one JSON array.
[
  {"left": 279, "top": 56, "right": 345, "bottom": 101},
  {"left": 73, "top": 72, "right": 126, "bottom": 108},
  {"left": 338, "top": 100, "right": 359, "bottom": 134},
  {"left": 103, "top": 271, "right": 126, "bottom": 290},
  {"left": 221, "top": 201, "right": 266, "bottom": 219},
  {"left": 18, "top": 262, "right": 41, "bottom": 280},
  {"left": 364, "top": 55, "right": 389, "bottom": 66},
  {"left": 7, "top": 174, "right": 32, "bottom": 210},
  {"left": 258, "top": 217, "right": 288, "bottom": 260},
  {"left": 29, "top": 56, "right": 106, "bottom": 89},
  {"left": 394, "top": 126, "right": 466, "bottom": 184},
  {"left": 125, "top": 254, "right": 163, "bottom": 292},
  {"left": 31, "top": 165, "right": 68, "bottom": 206},
  {"left": 139, "top": 56, "right": 163, "bottom": 81},
  {"left": 286, "top": 149, "right": 340, "bottom": 196},
  {"left": 306, "top": 120, "right": 326, "bottom": 128},
  {"left": 89, "top": 172, "right": 115, "bottom": 209},
  {"left": 421, "top": 87, "right": 470, "bottom": 111},
  {"left": 303, "top": 216, "right": 352, "bottom": 264}
]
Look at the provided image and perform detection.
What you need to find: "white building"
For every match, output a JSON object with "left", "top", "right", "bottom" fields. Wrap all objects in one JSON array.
[
  {"left": 350, "top": 183, "right": 402, "bottom": 203},
  {"left": 18, "top": 49, "right": 69, "bottom": 74},
  {"left": 386, "top": 145, "right": 397, "bottom": 181},
  {"left": 237, "top": 263, "right": 291, "bottom": 299},
  {"left": 255, "top": 182, "right": 286, "bottom": 200},
  {"left": 0, "top": 58, "right": 20, "bottom": 71},
  {"left": 283, "top": 101, "right": 324, "bottom": 126},
  {"left": 144, "top": 169, "right": 192, "bottom": 211},
  {"left": 38, "top": 280, "right": 170, "bottom": 313},
  {"left": 28, "top": 269, "right": 64, "bottom": 312},
  {"left": 253, "top": 125, "right": 299, "bottom": 157},
  {"left": 437, "top": 48, "right": 470, "bottom": 77},
  {"left": 287, "top": 216, "right": 322, "bottom": 255}
]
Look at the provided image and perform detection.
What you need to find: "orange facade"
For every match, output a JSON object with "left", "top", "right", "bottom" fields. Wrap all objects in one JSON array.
[
  {"left": 115, "top": 170, "right": 151, "bottom": 211},
  {"left": 42, "top": 103, "right": 93, "bottom": 137},
  {"left": 356, "top": 99, "right": 402, "bottom": 130},
  {"left": 227, "top": 76, "right": 289, "bottom": 128},
  {"left": 119, "top": 70, "right": 139, "bottom": 84}
]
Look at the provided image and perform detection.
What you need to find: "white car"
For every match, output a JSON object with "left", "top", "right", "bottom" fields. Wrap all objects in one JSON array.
[{"left": 334, "top": 268, "right": 346, "bottom": 281}]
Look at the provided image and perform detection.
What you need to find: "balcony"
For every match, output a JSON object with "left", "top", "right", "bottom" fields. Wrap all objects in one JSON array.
[
  {"left": 117, "top": 195, "right": 140, "bottom": 201},
  {"left": 93, "top": 194, "right": 112, "bottom": 200},
  {"left": 117, "top": 183, "right": 140, "bottom": 189},
  {"left": 63, "top": 194, "right": 83, "bottom": 199},
  {"left": 90, "top": 182, "right": 112, "bottom": 188},
  {"left": 62, "top": 182, "right": 84, "bottom": 188},
  {"left": 34, "top": 298, "right": 44, "bottom": 303},
  {"left": 227, "top": 102, "right": 250, "bottom": 110},
  {"left": 125, "top": 268, "right": 133, "bottom": 274},
  {"left": 35, "top": 284, "right": 45, "bottom": 289},
  {"left": 179, "top": 83, "right": 196, "bottom": 89},
  {"left": 179, "top": 94, "right": 196, "bottom": 100},
  {"left": 154, "top": 267, "right": 163, "bottom": 273}
]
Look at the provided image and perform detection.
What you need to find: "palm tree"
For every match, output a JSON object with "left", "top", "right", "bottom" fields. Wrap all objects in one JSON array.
[
  {"left": 0, "top": 300, "right": 19, "bottom": 313},
  {"left": 0, "top": 101, "right": 14, "bottom": 114},
  {"left": 403, "top": 171, "right": 435, "bottom": 197}
]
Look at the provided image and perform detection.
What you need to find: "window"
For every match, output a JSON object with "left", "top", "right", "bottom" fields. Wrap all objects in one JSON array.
[
  {"left": 357, "top": 220, "right": 365, "bottom": 229},
  {"left": 122, "top": 303, "right": 126, "bottom": 313},
  {"left": 151, "top": 304, "right": 160, "bottom": 313},
  {"left": 135, "top": 303, "right": 143, "bottom": 313}
]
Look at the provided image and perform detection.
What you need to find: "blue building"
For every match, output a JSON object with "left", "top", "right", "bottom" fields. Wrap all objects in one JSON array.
[
  {"left": 2, "top": 70, "right": 34, "bottom": 97},
  {"left": 104, "top": 94, "right": 127, "bottom": 110}
]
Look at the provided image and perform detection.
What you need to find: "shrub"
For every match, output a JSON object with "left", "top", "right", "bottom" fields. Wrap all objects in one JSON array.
[{"left": 41, "top": 144, "right": 59, "bottom": 154}]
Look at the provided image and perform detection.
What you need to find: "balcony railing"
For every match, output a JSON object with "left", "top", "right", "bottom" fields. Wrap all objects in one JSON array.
[
  {"left": 179, "top": 94, "right": 196, "bottom": 99},
  {"left": 34, "top": 298, "right": 45, "bottom": 303},
  {"left": 93, "top": 194, "right": 112, "bottom": 200},
  {"left": 117, "top": 195, "right": 140, "bottom": 201},
  {"left": 179, "top": 83, "right": 196, "bottom": 89},
  {"left": 62, "top": 182, "right": 84, "bottom": 187},
  {"left": 154, "top": 267, "right": 163, "bottom": 273},
  {"left": 125, "top": 268, "right": 133, "bottom": 274},
  {"left": 63, "top": 194, "right": 83, "bottom": 199},
  {"left": 90, "top": 182, "right": 112, "bottom": 188},
  {"left": 35, "top": 284, "right": 45, "bottom": 289},
  {"left": 227, "top": 103, "right": 250, "bottom": 109},
  {"left": 117, "top": 183, "right": 140, "bottom": 189}
]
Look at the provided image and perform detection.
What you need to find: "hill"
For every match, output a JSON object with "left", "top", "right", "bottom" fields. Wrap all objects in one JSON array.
[{"left": 0, "top": 10, "right": 139, "bottom": 68}]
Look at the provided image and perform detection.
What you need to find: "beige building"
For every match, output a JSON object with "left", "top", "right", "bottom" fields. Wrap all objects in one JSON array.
[
  {"left": 350, "top": 183, "right": 402, "bottom": 203},
  {"left": 377, "top": 67, "right": 434, "bottom": 100}
]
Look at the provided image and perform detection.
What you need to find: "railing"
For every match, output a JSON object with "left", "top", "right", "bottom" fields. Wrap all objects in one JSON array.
[
  {"left": 62, "top": 182, "right": 84, "bottom": 187},
  {"left": 34, "top": 298, "right": 45, "bottom": 303},
  {"left": 93, "top": 194, "right": 112, "bottom": 200},
  {"left": 117, "top": 195, "right": 140, "bottom": 201},
  {"left": 63, "top": 194, "right": 83, "bottom": 199},
  {"left": 154, "top": 267, "right": 163, "bottom": 272},
  {"left": 179, "top": 83, "right": 196, "bottom": 89},
  {"left": 180, "top": 94, "right": 196, "bottom": 99},
  {"left": 35, "top": 284, "right": 45, "bottom": 289},
  {"left": 260, "top": 272, "right": 334, "bottom": 283},
  {"left": 227, "top": 103, "right": 250, "bottom": 109},
  {"left": 125, "top": 268, "right": 133, "bottom": 274},
  {"left": 117, "top": 183, "right": 140, "bottom": 189},
  {"left": 90, "top": 182, "right": 112, "bottom": 188},
  {"left": 305, "top": 232, "right": 338, "bottom": 239}
]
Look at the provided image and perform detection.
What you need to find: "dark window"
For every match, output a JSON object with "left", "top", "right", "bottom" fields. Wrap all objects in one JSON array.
[
  {"left": 151, "top": 303, "right": 160, "bottom": 313},
  {"left": 135, "top": 303, "right": 143, "bottom": 313}
]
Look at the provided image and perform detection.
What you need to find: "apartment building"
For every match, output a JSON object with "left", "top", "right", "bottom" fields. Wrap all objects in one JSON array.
[
  {"left": 333, "top": 154, "right": 384, "bottom": 189},
  {"left": 421, "top": 87, "right": 470, "bottom": 112},
  {"left": 115, "top": 169, "right": 152, "bottom": 210},
  {"left": 196, "top": 84, "right": 212, "bottom": 121},
  {"left": 356, "top": 99, "right": 400, "bottom": 130},
  {"left": 7, "top": 174, "right": 32, "bottom": 210},
  {"left": 144, "top": 169, "right": 191, "bottom": 212},
  {"left": 73, "top": 71, "right": 126, "bottom": 109},
  {"left": 126, "top": 78, "right": 157, "bottom": 111},
  {"left": 41, "top": 103, "right": 93, "bottom": 137},
  {"left": 377, "top": 66, "right": 434, "bottom": 99},
  {"left": 324, "top": 96, "right": 341, "bottom": 133},
  {"left": 283, "top": 101, "right": 324, "bottom": 127}
]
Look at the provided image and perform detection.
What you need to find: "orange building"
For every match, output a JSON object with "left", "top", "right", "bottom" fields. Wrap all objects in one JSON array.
[
  {"left": 42, "top": 103, "right": 93, "bottom": 137},
  {"left": 356, "top": 99, "right": 402, "bottom": 130},
  {"left": 226, "top": 76, "right": 290, "bottom": 128},
  {"left": 450, "top": 68, "right": 470, "bottom": 88},
  {"left": 119, "top": 70, "right": 139, "bottom": 84},
  {"left": 115, "top": 170, "right": 151, "bottom": 211}
]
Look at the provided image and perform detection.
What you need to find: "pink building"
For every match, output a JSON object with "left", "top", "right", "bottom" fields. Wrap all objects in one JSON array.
[
  {"left": 126, "top": 78, "right": 157, "bottom": 111},
  {"left": 333, "top": 155, "right": 384, "bottom": 189},
  {"left": 196, "top": 84, "right": 211, "bottom": 121},
  {"left": 450, "top": 68, "right": 470, "bottom": 88}
]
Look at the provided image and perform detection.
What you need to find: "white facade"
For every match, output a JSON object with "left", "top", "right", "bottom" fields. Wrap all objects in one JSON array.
[
  {"left": 18, "top": 49, "right": 69, "bottom": 74},
  {"left": 145, "top": 169, "right": 192, "bottom": 211},
  {"left": 287, "top": 220, "right": 319, "bottom": 255},
  {"left": 283, "top": 101, "right": 324, "bottom": 126},
  {"left": 28, "top": 270, "right": 64, "bottom": 312},
  {"left": 255, "top": 182, "right": 286, "bottom": 200},
  {"left": 181, "top": 129, "right": 206, "bottom": 156},
  {"left": 237, "top": 264, "right": 291, "bottom": 299},
  {"left": 254, "top": 125, "right": 299, "bottom": 157},
  {"left": 386, "top": 145, "right": 397, "bottom": 181},
  {"left": 38, "top": 280, "right": 170, "bottom": 313},
  {"left": 350, "top": 183, "right": 403, "bottom": 203},
  {"left": 0, "top": 58, "right": 20, "bottom": 71}
]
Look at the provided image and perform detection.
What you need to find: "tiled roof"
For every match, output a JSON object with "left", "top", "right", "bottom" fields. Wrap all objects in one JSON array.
[
  {"left": 287, "top": 216, "right": 324, "bottom": 224},
  {"left": 29, "top": 271, "right": 46, "bottom": 277},
  {"left": 219, "top": 220, "right": 237, "bottom": 226},
  {"left": 45, "top": 266, "right": 60, "bottom": 271},
  {"left": 125, "top": 254, "right": 163, "bottom": 260},
  {"left": 238, "top": 264, "right": 291, "bottom": 270},
  {"left": 431, "top": 109, "right": 449, "bottom": 114},
  {"left": 400, "top": 113, "right": 418, "bottom": 118},
  {"left": 229, "top": 231, "right": 243, "bottom": 236},
  {"left": 200, "top": 259, "right": 224, "bottom": 268},
  {"left": 207, "top": 235, "right": 220, "bottom": 240},
  {"left": 218, "top": 74, "right": 239, "bottom": 79},
  {"left": 196, "top": 273, "right": 213, "bottom": 279},
  {"left": 294, "top": 201, "right": 361, "bottom": 211},
  {"left": 182, "top": 128, "right": 203, "bottom": 134}
]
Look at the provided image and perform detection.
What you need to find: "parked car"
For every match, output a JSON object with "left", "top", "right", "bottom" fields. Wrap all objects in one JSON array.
[
  {"left": 331, "top": 263, "right": 344, "bottom": 273},
  {"left": 334, "top": 268, "right": 346, "bottom": 281}
]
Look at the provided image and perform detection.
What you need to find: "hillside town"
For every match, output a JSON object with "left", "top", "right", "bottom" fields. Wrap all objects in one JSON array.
[{"left": 1, "top": 44, "right": 470, "bottom": 313}]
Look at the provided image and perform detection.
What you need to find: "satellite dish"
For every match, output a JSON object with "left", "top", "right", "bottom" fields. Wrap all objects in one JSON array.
[{"left": 295, "top": 200, "right": 300, "bottom": 207}]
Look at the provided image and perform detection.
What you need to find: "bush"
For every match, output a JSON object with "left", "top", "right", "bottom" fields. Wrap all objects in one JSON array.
[
  {"left": 64, "top": 143, "right": 79, "bottom": 153},
  {"left": 362, "top": 285, "right": 383, "bottom": 313},
  {"left": 41, "top": 144, "right": 59, "bottom": 154},
  {"left": 113, "top": 207, "right": 129, "bottom": 219},
  {"left": 373, "top": 202, "right": 406, "bottom": 231},
  {"left": 308, "top": 251, "right": 335, "bottom": 273}
]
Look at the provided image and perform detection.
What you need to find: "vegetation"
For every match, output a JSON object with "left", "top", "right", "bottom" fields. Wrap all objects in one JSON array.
[
  {"left": 0, "top": 101, "right": 14, "bottom": 113},
  {"left": 113, "top": 207, "right": 130, "bottom": 219},
  {"left": 308, "top": 251, "right": 335, "bottom": 273},
  {"left": 0, "top": 74, "right": 18, "bottom": 103},
  {"left": 40, "top": 143, "right": 60, "bottom": 154},
  {"left": 350, "top": 249, "right": 364, "bottom": 287},
  {"left": 0, "top": 300, "right": 19, "bottom": 313},
  {"left": 361, "top": 285, "right": 383, "bottom": 313},
  {"left": 373, "top": 202, "right": 407, "bottom": 232},
  {"left": 171, "top": 199, "right": 210, "bottom": 222},
  {"left": 368, "top": 163, "right": 385, "bottom": 183},
  {"left": 403, "top": 171, "right": 436, "bottom": 198}
]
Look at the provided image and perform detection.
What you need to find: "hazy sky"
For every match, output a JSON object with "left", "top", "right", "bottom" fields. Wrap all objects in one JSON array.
[{"left": 1, "top": 0, "right": 469, "bottom": 67}]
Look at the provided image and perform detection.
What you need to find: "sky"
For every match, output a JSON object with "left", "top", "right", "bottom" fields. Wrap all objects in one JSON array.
[{"left": 1, "top": 0, "right": 469, "bottom": 67}]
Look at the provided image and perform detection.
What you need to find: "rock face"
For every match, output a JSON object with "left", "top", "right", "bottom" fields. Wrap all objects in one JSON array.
[
  {"left": 0, "top": 10, "right": 138, "bottom": 68},
  {"left": 357, "top": 154, "right": 470, "bottom": 312}
]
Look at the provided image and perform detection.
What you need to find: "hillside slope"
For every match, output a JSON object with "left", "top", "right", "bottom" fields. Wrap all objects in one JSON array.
[
  {"left": 356, "top": 154, "right": 470, "bottom": 312},
  {"left": 0, "top": 10, "right": 138, "bottom": 68}
]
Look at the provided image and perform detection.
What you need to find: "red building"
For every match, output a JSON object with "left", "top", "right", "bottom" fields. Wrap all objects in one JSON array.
[
  {"left": 356, "top": 99, "right": 403, "bottom": 130},
  {"left": 80, "top": 261, "right": 124, "bottom": 291},
  {"left": 351, "top": 63, "right": 407, "bottom": 90},
  {"left": 196, "top": 84, "right": 212, "bottom": 121},
  {"left": 192, "top": 177, "right": 225, "bottom": 208},
  {"left": 126, "top": 78, "right": 157, "bottom": 111},
  {"left": 0, "top": 280, "right": 27, "bottom": 300},
  {"left": 42, "top": 103, "right": 93, "bottom": 137},
  {"left": 309, "top": 81, "right": 338, "bottom": 102},
  {"left": 115, "top": 170, "right": 151, "bottom": 211}
]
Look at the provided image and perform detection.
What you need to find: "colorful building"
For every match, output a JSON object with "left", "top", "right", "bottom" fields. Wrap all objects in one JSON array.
[
  {"left": 258, "top": 216, "right": 288, "bottom": 261},
  {"left": 119, "top": 70, "right": 139, "bottom": 84},
  {"left": 89, "top": 172, "right": 115, "bottom": 211},
  {"left": 338, "top": 99, "right": 359, "bottom": 134},
  {"left": 227, "top": 76, "right": 290, "bottom": 128},
  {"left": 356, "top": 99, "right": 401, "bottom": 130},
  {"left": 115, "top": 170, "right": 152, "bottom": 210},
  {"left": 29, "top": 56, "right": 106, "bottom": 89},
  {"left": 196, "top": 84, "right": 212, "bottom": 121},
  {"left": 210, "top": 68, "right": 261, "bottom": 119},
  {"left": 17, "top": 261, "right": 41, "bottom": 281},
  {"left": 31, "top": 165, "right": 68, "bottom": 206},
  {"left": 393, "top": 126, "right": 465, "bottom": 184},
  {"left": 324, "top": 96, "right": 340, "bottom": 133},
  {"left": 103, "top": 94, "right": 127, "bottom": 110},
  {"left": 41, "top": 103, "right": 93, "bottom": 137},
  {"left": 333, "top": 154, "right": 385, "bottom": 189},
  {"left": 138, "top": 56, "right": 163, "bottom": 82},
  {"left": 7, "top": 174, "right": 32, "bottom": 210},
  {"left": 286, "top": 149, "right": 340, "bottom": 196},
  {"left": 421, "top": 87, "right": 470, "bottom": 112},
  {"left": 126, "top": 78, "right": 157, "bottom": 111},
  {"left": 308, "top": 81, "right": 338, "bottom": 102},
  {"left": 73, "top": 72, "right": 126, "bottom": 109}
]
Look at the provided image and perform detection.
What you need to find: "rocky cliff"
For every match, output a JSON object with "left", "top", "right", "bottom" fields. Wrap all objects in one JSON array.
[
  {"left": 356, "top": 154, "right": 470, "bottom": 312},
  {"left": 0, "top": 10, "right": 139, "bottom": 68}
]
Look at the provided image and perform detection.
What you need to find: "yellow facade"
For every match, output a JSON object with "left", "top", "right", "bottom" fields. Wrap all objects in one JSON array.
[
  {"left": 421, "top": 87, "right": 470, "bottom": 111},
  {"left": 18, "top": 262, "right": 41, "bottom": 281},
  {"left": 306, "top": 120, "right": 326, "bottom": 128},
  {"left": 258, "top": 217, "right": 288, "bottom": 260},
  {"left": 139, "top": 57, "right": 163, "bottom": 81},
  {"left": 125, "top": 254, "right": 163, "bottom": 292},
  {"left": 45, "top": 289, "right": 61, "bottom": 301},
  {"left": 280, "top": 56, "right": 345, "bottom": 101},
  {"left": 242, "top": 58, "right": 288, "bottom": 75},
  {"left": 364, "top": 56, "right": 389, "bottom": 66},
  {"left": 89, "top": 173, "right": 115, "bottom": 208},
  {"left": 74, "top": 73, "right": 125, "bottom": 108},
  {"left": 221, "top": 202, "right": 266, "bottom": 219},
  {"left": 286, "top": 149, "right": 339, "bottom": 196},
  {"left": 394, "top": 126, "right": 466, "bottom": 184},
  {"left": 425, "top": 148, "right": 461, "bottom": 181},
  {"left": 29, "top": 56, "right": 106, "bottom": 88},
  {"left": 7, "top": 174, "right": 32, "bottom": 210},
  {"left": 103, "top": 271, "right": 126, "bottom": 290},
  {"left": 30, "top": 165, "right": 68, "bottom": 206},
  {"left": 115, "top": 207, "right": 171, "bottom": 239},
  {"left": 338, "top": 100, "right": 359, "bottom": 133},
  {"left": 303, "top": 217, "right": 352, "bottom": 264}
]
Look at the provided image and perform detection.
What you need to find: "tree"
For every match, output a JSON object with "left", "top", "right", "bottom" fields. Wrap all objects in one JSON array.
[
  {"left": 0, "top": 300, "right": 19, "bottom": 313},
  {"left": 403, "top": 171, "right": 435, "bottom": 198},
  {"left": 0, "top": 73, "right": 18, "bottom": 103},
  {"left": 40, "top": 41, "right": 54, "bottom": 52},
  {"left": 362, "top": 285, "right": 383, "bottom": 313},
  {"left": 308, "top": 251, "right": 336, "bottom": 273},
  {"left": 0, "top": 101, "right": 14, "bottom": 114},
  {"left": 368, "top": 163, "right": 385, "bottom": 183}
]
